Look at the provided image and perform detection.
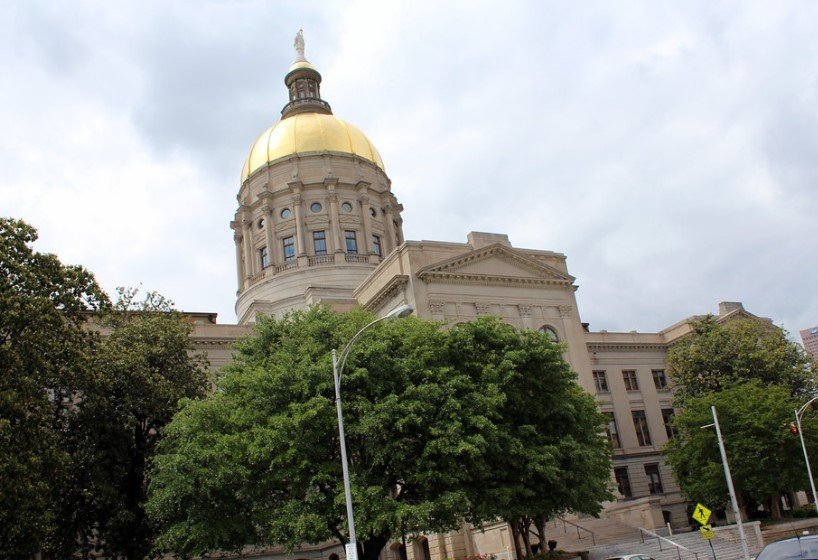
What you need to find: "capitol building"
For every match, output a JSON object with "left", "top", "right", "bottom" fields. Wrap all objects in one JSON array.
[{"left": 188, "top": 38, "right": 766, "bottom": 560}]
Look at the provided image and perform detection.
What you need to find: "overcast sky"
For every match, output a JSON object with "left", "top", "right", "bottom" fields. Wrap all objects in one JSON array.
[{"left": 2, "top": 1, "right": 817, "bottom": 335}]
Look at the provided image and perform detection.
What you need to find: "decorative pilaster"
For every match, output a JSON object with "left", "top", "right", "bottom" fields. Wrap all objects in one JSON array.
[
  {"left": 429, "top": 301, "right": 445, "bottom": 317},
  {"left": 518, "top": 304, "right": 533, "bottom": 329}
]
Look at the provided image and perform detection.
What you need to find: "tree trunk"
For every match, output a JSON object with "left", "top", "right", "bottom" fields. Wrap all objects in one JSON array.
[
  {"left": 520, "top": 518, "right": 533, "bottom": 557},
  {"left": 361, "top": 533, "right": 390, "bottom": 560},
  {"left": 770, "top": 492, "right": 783, "bottom": 519},
  {"left": 509, "top": 520, "right": 524, "bottom": 560}
]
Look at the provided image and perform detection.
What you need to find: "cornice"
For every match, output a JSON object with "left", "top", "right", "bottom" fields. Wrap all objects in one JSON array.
[
  {"left": 362, "top": 275, "right": 409, "bottom": 311},
  {"left": 416, "top": 243, "right": 575, "bottom": 287},
  {"left": 586, "top": 342, "right": 668, "bottom": 352}
]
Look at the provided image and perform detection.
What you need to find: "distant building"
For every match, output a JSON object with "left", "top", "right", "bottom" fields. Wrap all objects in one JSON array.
[{"left": 801, "top": 326, "right": 818, "bottom": 359}]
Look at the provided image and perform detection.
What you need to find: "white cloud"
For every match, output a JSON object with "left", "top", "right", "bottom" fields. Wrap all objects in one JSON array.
[{"left": 1, "top": 0, "right": 817, "bottom": 335}]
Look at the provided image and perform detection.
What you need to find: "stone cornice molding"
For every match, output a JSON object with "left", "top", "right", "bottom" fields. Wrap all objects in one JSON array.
[
  {"left": 587, "top": 342, "right": 668, "bottom": 352},
  {"left": 416, "top": 243, "right": 575, "bottom": 287},
  {"left": 362, "top": 275, "right": 409, "bottom": 311}
]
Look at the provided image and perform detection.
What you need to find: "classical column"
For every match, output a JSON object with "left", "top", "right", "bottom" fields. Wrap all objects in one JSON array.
[
  {"left": 326, "top": 181, "right": 342, "bottom": 253},
  {"left": 357, "top": 183, "right": 372, "bottom": 254},
  {"left": 233, "top": 228, "right": 244, "bottom": 291},
  {"left": 292, "top": 192, "right": 306, "bottom": 256},
  {"left": 242, "top": 220, "right": 255, "bottom": 279},
  {"left": 383, "top": 202, "right": 397, "bottom": 253},
  {"left": 262, "top": 205, "right": 276, "bottom": 265}
]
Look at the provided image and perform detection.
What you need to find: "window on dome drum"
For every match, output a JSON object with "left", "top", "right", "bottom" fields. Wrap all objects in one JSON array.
[
  {"left": 539, "top": 325, "right": 559, "bottom": 342},
  {"left": 259, "top": 246, "right": 269, "bottom": 269},
  {"left": 341, "top": 202, "right": 353, "bottom": 212},
  {"left": 652, "top": 369, "right": 668, "bottom": 390},
  {"left": 369, "top": 207, "right": 377, "bottom": 218},
  {"left": 644, "top": 463, "right": 664, "bottom": 494},
  {"left": 372, "top": 235, "right": 382, "bottom": 257},
  {"left": 614, "top": 467, "right": 632, "bottom": 498},
  {"left": 622, "top": 370, "right": 639, "bottom": 391},
  {"left": 257, "top": 217, "right": 265, "bottom": 229},
  {"left": 605, "top": 412, "right": 621, "bottom": 449},
  {"left": 280, "top": 208, "right": 292, "bottom": 219},
  {"left": 662, "top": 408, "right": 675, "bottom": 439},
  {"left": 345, "top": 230, "right": 358, "bottom": 253},
  {"left": 632, "top": 410, "right": 652, "bottom": 446},
  {"left": 310, "top": 202, "right": 322, "bottom": 213},
  {"left": 593, "top": 371, "right": 609, "bottom": 393},
  {"left": 282, "top": 236, "right": 295, "bottom": 262},
  {"left": 312, "top": 231, "right": 327, "bottom": 255}
]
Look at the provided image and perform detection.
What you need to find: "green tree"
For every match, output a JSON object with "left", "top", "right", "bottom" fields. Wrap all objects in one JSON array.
[
  {"left": 445, "top": 318, "right": 612, "bottom": 557},
  {"left": 51, "top": 288, "right": 210, "bottom": 560},
  {"left": 148, "top": 308, "right": 612, "bottom": 560},
  {"left": 665, "top": 316, "right": 818, "bottom": 520},
  {"left": 0, "top": 217, "right": 108, "bottom": 558},
  {"left": 664, "top": 381, "right": 817, "bottom": 519},
  {"left": 667, "top": 316, "right": 815, "bottom": 406}
]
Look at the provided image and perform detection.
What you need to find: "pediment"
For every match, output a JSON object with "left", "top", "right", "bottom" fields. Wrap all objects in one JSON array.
[{"left": 416, "top": 243, "right": 575, "bottom": 287}]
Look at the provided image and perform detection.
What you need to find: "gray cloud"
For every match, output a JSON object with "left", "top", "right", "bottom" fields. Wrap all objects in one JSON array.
[{"left": 1, "top": 0, "right": 817, "bottom": 336}]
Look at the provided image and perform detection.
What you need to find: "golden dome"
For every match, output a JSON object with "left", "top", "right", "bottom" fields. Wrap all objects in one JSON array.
[{"left": 241, "top": 112, "right": 385, "bottom": 183}]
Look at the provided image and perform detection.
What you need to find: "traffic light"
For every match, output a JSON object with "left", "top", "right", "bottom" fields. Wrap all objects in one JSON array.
[{"left": 790, "top": 422, "right": 799, "bottom": 436}]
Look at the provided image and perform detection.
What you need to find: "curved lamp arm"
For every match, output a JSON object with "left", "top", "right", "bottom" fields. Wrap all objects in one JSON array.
[
  {"left": 798, "top": 396, "right": 818, "bottom": 420},
  {"left": 333, "top": 304, "right": 414, "bottom": 382}
]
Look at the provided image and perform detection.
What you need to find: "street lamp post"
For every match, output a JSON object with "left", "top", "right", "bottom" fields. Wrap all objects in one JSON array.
[
  {"left": 702, "top": 406, "right": 750, "bottom": 560},
  {"left": 795, "top": 397, "right": 818, "bottom": 517},
  {"left": 331, "top": 304, "right": 414, "bottom": 560}
]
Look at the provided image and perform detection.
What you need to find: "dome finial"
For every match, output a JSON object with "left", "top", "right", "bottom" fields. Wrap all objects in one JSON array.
[{"left": 294, "top": 29, "right": 306, "bottom": 62}]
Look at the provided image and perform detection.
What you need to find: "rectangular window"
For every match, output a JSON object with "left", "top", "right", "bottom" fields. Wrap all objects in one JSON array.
[
  {"left": 662, "top": 408, "right": 675, "bottom": 439},
  {"left": 605, "top": 412, "right": 621, "bottom": 449},
  {"left": 614, "top": 467, "right": 632, "bottom": 498},
  {"left": 345, "top": 230, "right": 358, "bottom": 253},
  {"left": 632, "top": 410, "right": 652, "bottom": 446},
  {"left": 645, "top": 463, "right": 664, "bottom": 494},
  {"left": 652, "top": 369, "right": 668, "bottom": 390},
  {"left": 593, "top": 371, "right": 609, "bottom": 393},
  {"left": 372, "top": 234, "right": 382, "bottom": 257},
  {"left": 282, "top": 236, "right": 295, "bottom": 262},
  {"left": 622, "top": 370, "right": 639, "bottom": 391},
  {"left": 259, "top": 246, "right": 269, "bottom": 269},
  {"left": 312, "top": 230, "right": 327, "bottom": 255}
]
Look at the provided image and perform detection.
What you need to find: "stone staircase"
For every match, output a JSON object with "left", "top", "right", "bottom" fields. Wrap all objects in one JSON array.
[
  {"left": 542, "top": 517, "right": 764, "bottom": 560},
  {"left": 586, "top": 523, "right": 764, "bottom": 560},
  {"left": 543, "top": 516, "right": 643, "bottom": 550}
]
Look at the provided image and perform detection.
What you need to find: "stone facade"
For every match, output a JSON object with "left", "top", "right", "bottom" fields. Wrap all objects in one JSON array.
[{"left": 185, "top": 47, "right": 774, "bottom": 560}]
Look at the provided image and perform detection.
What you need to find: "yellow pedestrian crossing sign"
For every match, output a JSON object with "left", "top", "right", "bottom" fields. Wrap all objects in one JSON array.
[
  {"left": 699, "top": 524, "right": 715, "bottom": 540},
  {"left": 692, "top": 503, "right": 712, "bottom": 525}
]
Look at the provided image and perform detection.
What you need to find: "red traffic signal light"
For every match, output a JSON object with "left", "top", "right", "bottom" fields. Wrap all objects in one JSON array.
[{"left": 790, "top": 422, "right": 799, "bottom": 436}]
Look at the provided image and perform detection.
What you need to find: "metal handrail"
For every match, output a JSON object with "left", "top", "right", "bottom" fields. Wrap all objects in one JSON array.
[
  {"left": 639, "top": 527, "right": 699, "bottom": 560},
  {"left": 553, "top": 517, "right": 596, "bottom": 546}
]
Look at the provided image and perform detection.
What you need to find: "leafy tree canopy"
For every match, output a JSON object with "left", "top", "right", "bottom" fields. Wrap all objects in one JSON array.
[
  {"left": 148, "top": 308, "right": 612, "bottom": 560},
  {"left": 0, "top": 217, "right": 107, "bottom": 559},
  {"left": 665, "top": 381, "right": 818, "bottom": 517},
  {"left": 665, "top": 316, "right": 818, "bottom": 520},
  {"left": 667, "top": 316, "right": 815, "bottom": 405},
  {"left": 51, "top": 287, "right": 210, "bottom": 560}
]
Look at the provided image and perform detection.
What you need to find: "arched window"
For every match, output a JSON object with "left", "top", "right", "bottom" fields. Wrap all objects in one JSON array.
[{"left": 539, "top": 325, "right": 559, "bottom": 342}]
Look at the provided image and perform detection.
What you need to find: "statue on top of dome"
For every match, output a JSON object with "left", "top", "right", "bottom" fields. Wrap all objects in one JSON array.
[{"left": 294, "top": 29, "right": 306, "bottom": 61}]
